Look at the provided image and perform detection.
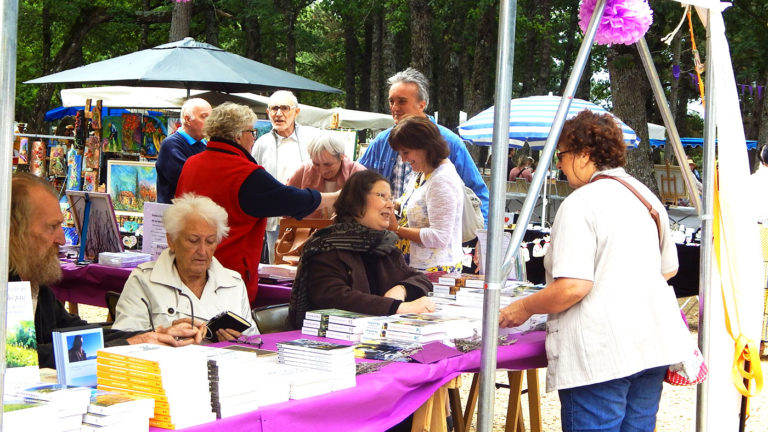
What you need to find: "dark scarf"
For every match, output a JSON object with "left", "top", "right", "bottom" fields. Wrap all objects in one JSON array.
[{"left": 288, "top": 222, "right": 398, "bottom": 328}]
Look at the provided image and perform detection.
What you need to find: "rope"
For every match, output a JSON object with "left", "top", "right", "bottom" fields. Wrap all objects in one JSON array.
[
  {"left": 687, "top": 9, "right": 707, "bottom": 106},
  {"left": 712, "top": 170, "right": 763, "bottom": 403}
]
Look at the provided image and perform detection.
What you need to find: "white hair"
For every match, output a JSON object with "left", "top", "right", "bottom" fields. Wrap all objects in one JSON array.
[
  {"left": 164, "top": 193, "right": 230, "bottom": 243},
  {"left": 181, "top": 98, "right": 211, "bottom": 122},
  {"left": 307, "top": 131, "right": 345, "bottom": 160},
  {"left": 388, "top": 67, "right": 430, "bottom": 109},
  {"left": 268, "top": 90, "right": 298, "bottom": 108}
]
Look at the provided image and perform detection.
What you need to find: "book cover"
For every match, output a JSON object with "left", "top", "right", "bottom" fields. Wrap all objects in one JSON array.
[
  {"left": 52, "top": 324, "right": 103, "bottom": 387},
  {"left": 5, "top": 281, "right": 39, "bottom": 392},
  {"left": 353, "top": 340, "right": 421, "bottom": 361},
  {"left": 206, "top": 310, "right": 251, "bottom": 341},
  {"left": 303, "top": 309, "right": 375, "bottom": 326},
  {"left": 276, "top": 339, "right": 354, "bottom": 355}
]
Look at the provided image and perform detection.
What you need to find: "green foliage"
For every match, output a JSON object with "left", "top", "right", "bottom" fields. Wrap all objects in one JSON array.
[{"left": 5, "top": 344, "right": 38, "bottom": 367}]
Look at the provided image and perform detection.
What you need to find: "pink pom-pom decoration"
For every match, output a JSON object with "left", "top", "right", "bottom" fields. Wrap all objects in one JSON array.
[{"left": 579, "top": 0, "right": 653, "bottom": 46}]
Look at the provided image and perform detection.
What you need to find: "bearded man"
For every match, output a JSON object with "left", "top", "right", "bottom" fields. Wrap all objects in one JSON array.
[{"left": 9, "top": 173, "right": 204, "bottom": 368}]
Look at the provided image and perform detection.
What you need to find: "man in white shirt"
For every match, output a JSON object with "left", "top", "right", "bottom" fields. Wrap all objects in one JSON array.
[{"left": 251, "top": 90, "right": 319, "bottom": 262}]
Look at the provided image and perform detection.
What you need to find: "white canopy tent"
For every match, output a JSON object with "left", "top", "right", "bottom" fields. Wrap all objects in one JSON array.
[{"left": 59, "top": 86, "right": 393, "bottom": 131}]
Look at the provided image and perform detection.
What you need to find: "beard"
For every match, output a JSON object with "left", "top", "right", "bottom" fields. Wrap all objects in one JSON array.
[{"left": 16, "top": 243, "right": 62, "bottom": 286}]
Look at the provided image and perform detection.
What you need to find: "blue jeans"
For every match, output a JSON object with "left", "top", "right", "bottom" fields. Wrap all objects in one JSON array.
[{"left": 559, "top": 365, "right": 668, "bottom": 432}]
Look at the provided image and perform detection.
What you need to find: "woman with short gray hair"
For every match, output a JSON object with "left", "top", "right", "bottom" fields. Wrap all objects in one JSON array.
[
  {"left": 114, "top": 193, "right": 257, "bottom": 341},
  {"left": 286, "top": 131, "right": 366, "bottom": 219},
  {"left": 177, "top": 103, "right": 339, "bottom": 304}
]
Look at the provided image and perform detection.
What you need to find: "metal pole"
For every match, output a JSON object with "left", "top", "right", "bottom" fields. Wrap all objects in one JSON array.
[
  {"left": 0, "top": 0, "right": 20, "bottom": 428},
  {"left": 500, "top": 0, "right": 607, "bottom": 278},
  {"left": 477, "top": 0, "right": 516, "bottom": 429},
  {"left": 635, "top": 37, "right": 702, "bottom": 212},
  {"left": 696, "top": 9, "right": 715, "bottom": 432}
]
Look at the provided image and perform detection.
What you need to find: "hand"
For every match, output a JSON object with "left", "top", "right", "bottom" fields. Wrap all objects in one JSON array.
[
  {"left": 127, "top": 330, "right": 199, "bottom": 347},
  {"left": 498, "top": 298, "right": 532, "bottom": 328},
  {"left": 383, "top": 285, "right": 407, "bottom": 301},
  {"left": 388, "top": 213, "right": 399, "bottom": 232},
  {"left": 396, "top": 296, "right": 436, "bottom": 314},
  {"left": 215, "top": 328, "right": 242, "bottom": 342},
  {"left": 158, "top": 319, "right": 206, "bottom": 344}
]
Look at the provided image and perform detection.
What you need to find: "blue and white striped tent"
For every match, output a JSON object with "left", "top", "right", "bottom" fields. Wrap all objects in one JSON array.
[{"left": 458, "top": 95, "right": 639, "bottom": 148}]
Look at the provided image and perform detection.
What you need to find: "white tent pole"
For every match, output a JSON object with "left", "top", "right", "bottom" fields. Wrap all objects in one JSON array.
[
  {"left": 696, "top": 8, "right": 716, "bottom": 432},
  {"left": 635, "top": 36, "right": 702, "bottom": 212},
  {"left": 476, "top": 0, "right": 517, "bottom": 428},
  {"left": 0, "top": 0, "right": 20, "bottom": 427}
]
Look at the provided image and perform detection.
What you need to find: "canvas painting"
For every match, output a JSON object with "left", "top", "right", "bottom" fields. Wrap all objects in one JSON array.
[
  {"left": 83, "top": 171, "right": 97, "bottom": 192},
  {"left": 167, "top": 117, "right": 181, "bottom": 135},
  {"left": 107, "top": 160, "right": 157, "bottom": 216},
  {"left": 142, "top": 116, "right": 166, "bottom": 159},
  {"left": 102, "top": 116, "right": 123, "bottom": 152},
  {"left": 121, "top": 113, "right": 142, "bottom": 153},
  {"left": 14, "top": 136, "right": 28, "bottom": 165},
  {"left": 65, "top": 147, "right": 82, "bottom": 191},
  {"left": 48, "top": 144, "right": 67, "bottom": 177},
  {"left": 84, "top": 136, "right": 100, "bottom": 169},
  {"left": 66, "top": 191, "right": 123, "bottom": 259},
  {"left": 29, "top": 141, "right": 47, "bottom": 177}
]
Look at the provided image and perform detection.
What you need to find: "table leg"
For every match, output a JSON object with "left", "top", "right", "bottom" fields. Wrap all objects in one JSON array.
[
  {"left": 505, "top": 371, "right": 524, "bottom": 432},
  {"left": 447, "top": 376, "right": 466, "bottom": 432},
  {"left": 463, "top": 373, "right": 480, "bottom": 427},
  {"left": 526, "top": 369, "right": 542, "bottom": 432},
  {"left": 412, "top": 378, "right": 456, "bottom": 432}
]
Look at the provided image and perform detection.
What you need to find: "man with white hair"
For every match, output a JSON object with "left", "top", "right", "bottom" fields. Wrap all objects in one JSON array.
[
  {"left": 156, "top": 98, "right": 212, "bottom": 203},
  {"left": 252, "top": 90, "right": 319, "bottom": 262},
  {"left": 359, "top": 67, "right": 489, "bottom": 224}
]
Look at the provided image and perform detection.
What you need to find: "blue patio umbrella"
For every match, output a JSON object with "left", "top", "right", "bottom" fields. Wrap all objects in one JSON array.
[{"left": 458, "top": 95, "right": 639, "bottom": 148}]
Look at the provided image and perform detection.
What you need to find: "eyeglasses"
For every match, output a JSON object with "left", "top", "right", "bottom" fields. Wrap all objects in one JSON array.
[
  {"left": 370, "top": 191, "right": 394, "bottom": 203},
  {"left": 268, "top": 105, "right": 295, "bottom": 113},
  {"left": 235, "top": 334, "right": 263, "bottom": 347},
  {"left": 242, "top": 129, "right": 257, "bottom": 137},
  {"left": 556, "top": 150, "right": 571, "bottom": 159}
]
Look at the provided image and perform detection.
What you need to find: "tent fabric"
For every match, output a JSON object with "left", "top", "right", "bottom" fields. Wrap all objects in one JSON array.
[
  {"left": 649, "top": 137, "right": 757, "bottom": 149},
  {"left": 457, "top": 95, "right": 639, "bottom": 148},
  {"left": 44, "top": 106, "right": 162, "bottom": 122},
  {"left": 27, "top": 38, "right": 340, "bottom": 94}
]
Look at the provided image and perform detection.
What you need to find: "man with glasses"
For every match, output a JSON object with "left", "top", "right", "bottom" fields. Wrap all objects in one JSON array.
[
  {"left": 252, "top": 90, "right": 319, "bottom": 263},
  {"left": 358, "top": 68, "right": 489, "bottom": 225},
  {"left": 156, "top": 98, "right": 212, "bottom": 203}
]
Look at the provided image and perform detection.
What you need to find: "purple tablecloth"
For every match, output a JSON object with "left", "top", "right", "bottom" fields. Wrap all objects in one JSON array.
[
  {"left": 50, "top": 262, "right": 292, "bottom": 308},
  {"left": 152, "top": 330, "right": 547, "bottom": 432}
]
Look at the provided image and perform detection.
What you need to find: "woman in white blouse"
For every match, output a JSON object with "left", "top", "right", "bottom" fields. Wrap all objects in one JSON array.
[{"left": 387, "top": 115, "right": 464, "bottom": 272}]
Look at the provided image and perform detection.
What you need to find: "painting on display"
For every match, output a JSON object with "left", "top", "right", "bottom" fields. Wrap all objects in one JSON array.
[
  {"left": 48, "top": 144, "right": 67, "bottom": 177},
  {"left": 107, "top": 160, "right": 157, "bottom": 216},
  {"left": 84, "top": 136, "right": 100, "bottom": 170},
  {"left": 29, "top": 141, "right": 47, "bottom": 177},
  {"left": 82, "top": 172, "right": 97, "bottom": 192},
  {"left": 121, "top": 114, "right": 142, "bottom": 153},
  {"left": 167, "top": 117, "right": 181, "bottom": 135},
  {"left": 141, "top": 116, "right": 166, "bottom": 159},
  {"left": 102, "top": 116, "right": 123, "bottom": 152},
  {"left": 66, "top": 191, "right": 123, "bottom": 259},
  {"left": 66, "top": 147, "right": 82, "bottom": 191},
  {"left": 14, "top": 136, "right": 28, "bottom": 164}
]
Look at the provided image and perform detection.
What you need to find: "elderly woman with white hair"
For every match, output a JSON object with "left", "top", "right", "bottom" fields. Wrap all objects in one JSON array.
[
  {"left": 286, "top": 131, "right": 367, "bottom": 218},
  {"left": 113, "top": 193, "right": 257, "bottom": 341}
]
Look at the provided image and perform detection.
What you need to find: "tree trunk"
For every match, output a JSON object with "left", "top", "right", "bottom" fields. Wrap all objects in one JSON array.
[
  {"left": 243, "top": 14, "right": 262, "bottom": 61},
  {"left": 169, "top": 0, "right": 192, "bottom": 42},
  {"left": 558, "top": 5, "right": 579, "bottom": 95},
  {"left": 369, "top": 10, "right": 383, "bottom": 112},
  {"left": 358, "top": 14, "right": 372, "bottom": 112},
  {"left": 437, "top": 48, "right": 460, "bottom": 130},
  {"left": 533, "top": 0, "right": 553, "bottom": 96},
  {"left": 204, "top": 5, "right": 219, "bottom": 46},
  {"left": 409, "top": 0, "right": 432, "bottom": 105},
  {"left": 757, "top": 70, "right": 768, "bottom": 161},
  {"left": 343, "top": 21, "right": 359, "bottom": 109},
  {"left": 608, "top": 45, "right": 658, "bottom": 196},
  {"left": 381, "top": 2, "right": 398, "bottom": 107},
  {"left": 466, "top": 2, "right": 497, "bottom": 117},
  {"left": 140, "top": 0, "right": 150, "bottom": 48}
]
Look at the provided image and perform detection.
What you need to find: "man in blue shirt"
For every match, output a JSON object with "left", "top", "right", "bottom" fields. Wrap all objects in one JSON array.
[
  {"left": 358, "top": 68, "right": 489, "bottom": 224},
  {"left": 156, "top": 98, "right": 212, "bottom": 203}
]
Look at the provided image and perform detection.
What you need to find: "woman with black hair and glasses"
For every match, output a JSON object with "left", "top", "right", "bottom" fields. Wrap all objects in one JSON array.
[
  {"left": 289, "top": 170, "right": 434, "bottom": 329},
  {"left": 113, "top": 194, "right": 255, "bottom": 342}
]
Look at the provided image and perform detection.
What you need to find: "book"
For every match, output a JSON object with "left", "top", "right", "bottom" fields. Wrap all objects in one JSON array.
[
  {"left": 276, "top": 339, "right": 355, "bottom": 355},
  {"left": 206, "top": 310, "right": 251, "bottom": 341},
  {"left": 353, "top": 340, "right": 421, "bottom": 361},
  {"left": 4, "top": 281, "right": 39, "bottom": 392},
  {"left": 303, "top": 309, "right": 375, "bottom": 326},
  {"left": 52, "top": 324, "right": 103, "bottom": 387},
  {"left": 362, "top": 328, "right": 447, "bottom": 343},
  {"left": 2, "top": 397, "right": 57, "bottom": 431}
]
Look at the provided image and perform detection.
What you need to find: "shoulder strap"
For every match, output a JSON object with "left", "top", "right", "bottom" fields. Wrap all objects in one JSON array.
[{"left": 591, "top": 174, "right": 662, "bottom": 248}]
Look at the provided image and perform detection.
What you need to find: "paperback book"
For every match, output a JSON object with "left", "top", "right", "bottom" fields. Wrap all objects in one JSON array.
[
  {"left": 52, "top": 324, "right": 103, "bottom": 387},
  {"left": 303, "top": 309, "right": 376, "bottom": 326},
  {"left": 4, "top": 281, "right": 39, "bottom": 392}
]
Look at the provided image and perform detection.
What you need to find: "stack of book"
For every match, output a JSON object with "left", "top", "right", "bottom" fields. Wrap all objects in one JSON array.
[
  {"left": 96, "top": 344, "right": 216, "bottom": 430},
  {"left": 301, "top": 309, "right": 376, "bottom": 342},
  {"left": 2, "top": 396, "right": 57, "bottom": 431},
  {"left": 191, "top": 345, "right": 287, "bottom": 418},
  {"left": 362, "top": 313, "right": 477, "bottom": 343},
  {"left": 82, "top": 390, "right": 156, "bottom": 432},
  {"left": 15, "top": 384, "right": 91, "bottom": 432},
  {"left": 276, "top": 339, "right": 357, "bottom": 393}
]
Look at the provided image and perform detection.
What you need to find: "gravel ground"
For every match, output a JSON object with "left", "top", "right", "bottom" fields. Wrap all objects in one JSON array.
[{"left": 77, "top": 303, "right": 768, "bottom": 431}]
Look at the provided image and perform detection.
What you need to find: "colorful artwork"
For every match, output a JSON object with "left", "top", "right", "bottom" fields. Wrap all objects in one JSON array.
[
  {"left": 66, "top": 191, "right": 123, "bottom": 259},
  {"left": 48, "top": 145, "right": 67, "bottom": 177},
  {"left": 102, "top": 116, "right": 123, "bottom": 152},
  {"left": 107, "top": 160, "right": 157, "bottom": 215},
  {"left": 29, "top": 141, "right": 47, "bottom": 177},
  {"left": 141, "top": 116, "right": 166, "bottom": 159},
  {"left": 167, "top": 117, "right": 181, "bottom": 135},
  {"left": 66, "top": 147, "right": 83, "bottom": 191},
  {"left": 121, "top": 114, "right": 142, "bottom": 153},
  {"left": 83, "top": 171, "right": 97, "bottom": 192},
  {"left": 13, "top": 136, "right": 28, "bottom": 165},
  {"left": 84, "top": 136, "right": 100, "bottom": 170}
]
